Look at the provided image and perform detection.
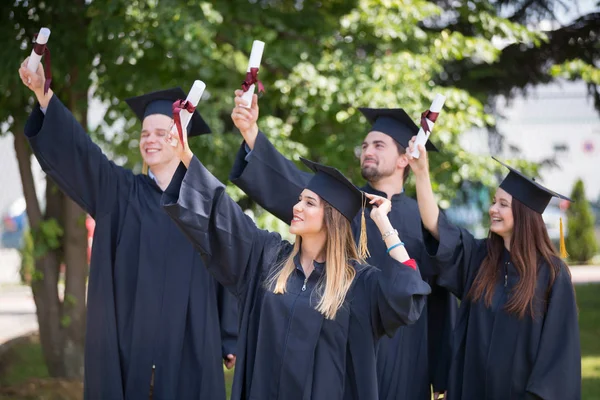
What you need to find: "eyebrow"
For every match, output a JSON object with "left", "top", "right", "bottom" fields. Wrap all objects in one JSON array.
[
  {"left": 141, "top": 128, "right": 169, "bottom": 134},
  {"left": 301, "top": 195, "right": 319, "bottom": 203},
  {"left": 362, "top": 140, "right": 387, "bottom": 146}
]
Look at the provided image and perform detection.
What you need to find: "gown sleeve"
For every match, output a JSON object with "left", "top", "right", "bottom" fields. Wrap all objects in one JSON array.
[
  {"left": 359, "top": 258, "right": 432, "bottom": 339},
  {"left": 229, "top": 131, "right": 312, "bottom": 225},
  {"left": 24, "top": 95, "right": 133, "bottom": 219},
  {"left": 216, "top": 281, "right": 239, "bottom": 359},
  {"left": 422, "top": 211, "right": 486, "bottom": 299},
  {"left": 525, "top": 263, "right": 582, "bottom": 400},
  {"left": 162, "top": 156, "right": 283, "bottom": 298}
]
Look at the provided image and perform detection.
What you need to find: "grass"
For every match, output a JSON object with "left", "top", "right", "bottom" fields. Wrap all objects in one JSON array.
[
  {"left": 1, "top": 285, "right": 599, "bottom": 399},
  {"left": 578, "top": 284, "right": 600, "bottom": 399}
]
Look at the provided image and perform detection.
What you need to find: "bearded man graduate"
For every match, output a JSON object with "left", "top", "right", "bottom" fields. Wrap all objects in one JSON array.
[
  {"left": 18, "top": 58, "right": 237, "bottom": 400},
  {"left": 229, "top": 90, "right": 457, "bottom": 400}
]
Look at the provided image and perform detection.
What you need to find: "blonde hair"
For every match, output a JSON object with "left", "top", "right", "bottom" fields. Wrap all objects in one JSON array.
[{"left": 269, "top": 202, "right": 361, "bottom": 320}]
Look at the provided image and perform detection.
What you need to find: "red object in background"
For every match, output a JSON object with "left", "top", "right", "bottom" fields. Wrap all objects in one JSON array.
[
  {"left": 559, "top": 199, "right": 570, "bottom": 211},
  {"left": 86, "top": 215, "right": 95, "bottom": 264}
]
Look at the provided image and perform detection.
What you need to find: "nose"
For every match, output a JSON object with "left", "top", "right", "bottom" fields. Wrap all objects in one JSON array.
[
  {"left": 489, "top": 204, "right": 498, "bottom": 215},
  {"left": 293, "top": 201, "right": 303, "bottom": 213}
]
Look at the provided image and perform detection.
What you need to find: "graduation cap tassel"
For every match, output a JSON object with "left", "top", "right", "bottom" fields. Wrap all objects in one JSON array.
[
  {"left": 142, "top": 162, "right": 148, "bottom": 175},
  {"left": 358, "top": 195, "right": 370, "bottom": 261},
  {"left": 559, "top": 217, "right": 568, "bottom": 259}
]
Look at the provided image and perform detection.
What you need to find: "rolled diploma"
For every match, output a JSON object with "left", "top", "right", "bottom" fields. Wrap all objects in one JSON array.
[
  {"left": 27, "top": 27, "right": 51, "bottom": 73},
  {"left": 410, "top": 94, "right": 446, "bottom": 159},
  {"left": 171, "top": 80, "right": 206, "bottom": 140},
  {"left": 241, "top": 40, "right": 265, "bottom": 108}
]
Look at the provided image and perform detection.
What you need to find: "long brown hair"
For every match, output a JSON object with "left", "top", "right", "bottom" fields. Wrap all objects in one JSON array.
[
  {"left": 468, "top": 197, "right": 566, "bottom": 318},
  {"left": 268, "top": 202, "right": 360, "bottom": 320}
]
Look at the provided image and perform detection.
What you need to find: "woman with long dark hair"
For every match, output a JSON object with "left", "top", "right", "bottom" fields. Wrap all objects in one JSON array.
[
  {"left": 407, "top": 139, "right": 581, "bottom": 399},
  {"left": 160, "top": 130, "right": 431, "bottom": 399}
]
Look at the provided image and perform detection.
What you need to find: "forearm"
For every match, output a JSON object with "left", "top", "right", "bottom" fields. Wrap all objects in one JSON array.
[
  {"left": 373, "top": 217, "right": 410, "bottom": 263},
  {"left": 415, "top": 173, "right": 440, "bottom": 240}
]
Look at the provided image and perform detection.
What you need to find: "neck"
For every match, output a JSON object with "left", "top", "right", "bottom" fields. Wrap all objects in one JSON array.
[
  {"left": 148, "top": 160, "right": 180, "bottom": 191},
  {"left": 503, "top": 235, "right": 512, "bottom": 251},
  {"left": 299, "top": 234, "right": 326, "bottom": 271},
  {"left": 369, "top": 173, "right": 404, "bottom": 200}
]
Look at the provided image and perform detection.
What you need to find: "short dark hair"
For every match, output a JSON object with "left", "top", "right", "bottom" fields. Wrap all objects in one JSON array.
[{"left": 395, "top": 141, "right": 411, "bottom": 184}]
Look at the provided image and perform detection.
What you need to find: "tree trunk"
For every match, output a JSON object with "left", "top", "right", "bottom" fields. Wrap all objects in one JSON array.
[
  {"left": 13, "top": 128, "right": 65, "bottom": 377},
  {"left": 61, "top": 195, "right": 88, "bottom": 379}
]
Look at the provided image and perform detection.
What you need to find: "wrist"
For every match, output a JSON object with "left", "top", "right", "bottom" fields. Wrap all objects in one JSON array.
[
  {"left": 35, "top": 88, "right": 52, "bottom": 109},
  {"left": 240, "top": 124, "right": 258, "bottom": 140},
  {"left": 182, "top": 149, "right": 194, "bottom": 168}
]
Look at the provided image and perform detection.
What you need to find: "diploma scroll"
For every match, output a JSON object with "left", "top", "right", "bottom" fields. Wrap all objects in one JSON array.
[
  {"left": 27, "top": 27, "right": 52, "bottom": 94},
  {"left": 171, "top": 80, "right": 206, "bottom": 145},
  {"left": 410, "top": 94, "right": 446, "bottom": 159},
  {"left": 240, "top": 40, "right": 265, "bottom": 108}
]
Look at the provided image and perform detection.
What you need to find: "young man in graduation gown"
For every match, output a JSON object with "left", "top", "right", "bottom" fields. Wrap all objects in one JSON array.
[
  {"left": 229, "top": 92, "right": 457, "bottom": 400},
  {"left": 18, "top": 60, "right": 238, "bottom": 400}
]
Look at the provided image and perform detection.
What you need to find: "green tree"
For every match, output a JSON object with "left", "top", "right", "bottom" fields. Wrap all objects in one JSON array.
[{"left": 566, "top": 179, "right": 598, "bottom": 264}]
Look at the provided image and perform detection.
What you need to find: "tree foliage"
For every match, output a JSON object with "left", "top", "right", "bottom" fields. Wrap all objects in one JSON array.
[{"left": 567, "top": 179, "right": 599, "bottom": 263}]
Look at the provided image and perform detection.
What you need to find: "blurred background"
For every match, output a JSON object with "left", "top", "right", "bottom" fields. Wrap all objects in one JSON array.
[{"left": 0, "top": 0, "right": 599, "bottom": 398}]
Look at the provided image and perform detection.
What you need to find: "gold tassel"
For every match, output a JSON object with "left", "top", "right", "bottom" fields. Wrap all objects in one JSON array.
[
  {"left": 142, "top": 161, "right": 148, "bottom": 175},
  {"left": 559, "top": 217, "right": 568, "bottom": 259},
  {"left": 358, "top": 193, "right": 370, "bottom": 261}
]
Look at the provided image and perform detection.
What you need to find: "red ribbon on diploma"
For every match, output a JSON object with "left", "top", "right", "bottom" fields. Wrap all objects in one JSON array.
[
  {"left": 420, "top": 110, "right": 439, "bottom": 134},
  {"left": 33, "top": 34, "right": 52, "bottom": 95},
  {"left": 241, "top": 67, "right": 265, "bottom": 93},
  {"left": 172, "top": 99, "right": 196, "bottom": 145}
]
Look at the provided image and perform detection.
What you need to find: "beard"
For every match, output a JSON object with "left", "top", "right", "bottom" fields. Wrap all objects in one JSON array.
[{"left": 361, "top": 162, "right": 395, "bottom": 182}]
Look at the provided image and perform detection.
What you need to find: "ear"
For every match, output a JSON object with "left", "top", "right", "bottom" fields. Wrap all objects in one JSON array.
[{"left": 397, "top": 153, "right": 409, "bottom": 170}]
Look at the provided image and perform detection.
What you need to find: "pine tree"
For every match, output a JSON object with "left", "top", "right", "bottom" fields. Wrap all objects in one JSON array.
[{"left": 566, "top": 179, "right": 599, "bottom": 263}]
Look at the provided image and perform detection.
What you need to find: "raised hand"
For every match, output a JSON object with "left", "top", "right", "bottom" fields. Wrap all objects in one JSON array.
[
  {"left": 18, "top": 57, "right": 52, "bottom": 108},
  {"left": 231, "top": 90, "right": 259, "bottom": 149},
  {"left": 406, "top": 136, "right": 430, "bottom": 177}
]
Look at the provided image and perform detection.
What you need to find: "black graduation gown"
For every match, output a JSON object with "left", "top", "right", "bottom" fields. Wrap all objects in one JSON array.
[
  {"left": 424, "top": 211, "right": 582, "bottom": 400},
  {"left": 228, "top": 131, "right": 457, "bottom": 398},
  {"left": 24, "top": 95, "right": 238, "bottom": 400},
  {"left": 161, "top": 156, "right": 432, "bottom": 400}
]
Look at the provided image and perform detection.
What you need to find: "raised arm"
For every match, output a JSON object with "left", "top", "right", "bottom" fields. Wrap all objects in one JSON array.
[
  {"left": 19, "top": 60, "right": 130, "bottom": 219},
  {"left": 229, "top": 91, "right": 311, "bottom": 224},
  {"left": 162, "top": 155, "right": 281, "bottom": 298},
  {"left": 407, "top": 140, "right": 485, "bottom": 299}
]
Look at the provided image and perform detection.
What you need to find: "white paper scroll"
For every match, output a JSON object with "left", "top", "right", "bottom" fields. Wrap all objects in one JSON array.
[
  {"left": 27, "top": 27, "right": 51, "bottom": 73},
  {"left": 241, "top": 40, "right": 265, "bottom": 108},
  {"left": 410, "top": 94, "right": 446, "bottom": 159},
  {"left": 170, "top": 80, "right": 206, "bottom": 146}
]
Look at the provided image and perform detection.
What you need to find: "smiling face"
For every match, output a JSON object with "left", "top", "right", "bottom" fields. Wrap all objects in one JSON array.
[
  {"left": 289, "top": 189, "right": 326, "bottom": 237},
  {"left": 139, "top": 114, "right": 178, "bottom": 169},
  {"left": 360, "top": 131, "right": 408, "bottom": 182},
  {"left": 489, "top": 187, "right": 515, "bottom": 239}
]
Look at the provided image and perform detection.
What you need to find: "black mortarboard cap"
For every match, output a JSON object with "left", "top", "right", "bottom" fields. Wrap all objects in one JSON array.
[
  {"left": 359, "top": 107, "right": 438, "bottom": 152},
  {"left": 125, "top": 87, "right": 211, "bottom": 137},
  {"left": 494, "top": 157, "right": 573, "bottom": 214},
  {"left": 301, "top": 157, "right": 368, "bottom": 221}
]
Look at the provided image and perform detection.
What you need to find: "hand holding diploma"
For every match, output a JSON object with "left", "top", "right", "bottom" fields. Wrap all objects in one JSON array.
[
  {"left": 167, "top": 80, "right": 206, "bottom": 167},
  {"left": 27, "top": 27, "right": 52, "bottom": 95},
  {"left": 240, "top": 40, "right": 265, "bottom": 108},
  {"left": 409, "top": 94, "right": 446, "bottom": 159}
]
